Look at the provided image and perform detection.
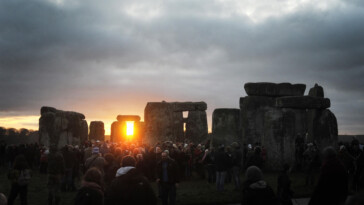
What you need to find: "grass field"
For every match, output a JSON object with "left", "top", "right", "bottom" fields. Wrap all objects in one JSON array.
[{"left": 0, "top": 167, "right": 317, "bottom": 205}]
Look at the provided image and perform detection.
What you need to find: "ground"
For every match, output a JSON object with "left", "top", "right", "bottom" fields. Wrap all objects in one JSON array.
[{"left": 0, "top": 167, "right": 317, "bottom": 205}]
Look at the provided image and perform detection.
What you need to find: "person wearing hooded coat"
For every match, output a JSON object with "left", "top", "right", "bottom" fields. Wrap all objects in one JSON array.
[
  {"left": 308, "top": 147, "right": 348, "bottom": 205},
  {"left": 105, "top": 155, "right": 157, "bottom": 205},
  {"left": 241, "top": 166, "right": 278, "bottom": 205},
  {"left": 74, "top": 167, "right": 104, "bottom": 205}
]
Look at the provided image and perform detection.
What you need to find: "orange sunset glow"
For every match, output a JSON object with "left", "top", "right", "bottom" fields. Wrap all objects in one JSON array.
[{"left": 126, "top": 121, "right": 134, "bottom": 136}]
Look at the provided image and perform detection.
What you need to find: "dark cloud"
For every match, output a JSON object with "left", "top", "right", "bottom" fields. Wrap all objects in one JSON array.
[{"left": 1, "top": 0, "right": 364, "bottom": 133}]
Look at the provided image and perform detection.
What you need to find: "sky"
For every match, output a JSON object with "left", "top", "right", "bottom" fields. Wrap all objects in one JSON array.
[{"left": 1, "top": 0, "right": 364, "bottom": 135}]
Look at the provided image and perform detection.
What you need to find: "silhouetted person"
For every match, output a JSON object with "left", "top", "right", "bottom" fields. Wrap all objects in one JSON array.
[
  {"left": 105, "top": 155, "right": 157, "bottom": 205},
  {"left": 74, "top": 167, "right": 104, "bottom": 205},
  {"left": 103, "top": 153, "right": 118, "bottom": 188},
  {"left": 0, "top": 193, "right": 7, "bottom": 205},
  {"left": 246, "top": 146, "right": 263, "bottom": 169},
  {"left": 47, "top": 145, "right": 65, "bottom": 205},
  {"left": 346, "top": 190, "right": 364, "bottom": 205},
  {"left": 231, "top": 142, "right": 243, "bottom": 190},
  {"left": 85, "top": 147, "right": 106, "bottom": 175},
  {"left": 203, "top": 147, "right": 216, "bottom": 184},
  {"left": 7, "top": 155, "right": 31, "bottom": 205},
  {"left": 303, "top": 143, "right": 319, "bottom": 186},
  {"left": 62, "top": 145, "right": 76, "bottom": 192},
  {"left": 309, "top": 147, "right": 348, "bottom": 205},
  {"left": 241, "top": 166, "right": 278, "bottom": 205},
  {"left": 157, "top": 151, "right": 179, "bottom": 205},
  {"left": 349, "top": 139, "right": 364, "bottom": 191},
  {"left": 277, "top": 164, "right": 293, "bottom": 205},
  {"left": 215, "top": 144, "right": 231, "bottom": 191}
]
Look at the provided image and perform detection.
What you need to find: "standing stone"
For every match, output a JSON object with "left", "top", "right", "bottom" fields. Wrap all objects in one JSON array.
[
  {"left": 244, "top": 82, "right": 306, "bottom": 97},
  {"left": 186, "top": 110, "right": 208, "bottom": 144},
  {"left": 240, "top": 96, "right": 276, "bottom": 145},
  {"left": 80, "top": 120, "right": 88, "bottom": 144},
  {"left": 313, "top": 109, "right": 338, "bottom": 150},
  {"left": 275, "top": 96, "right": 330, "bottom": 109},
  {"left": 110, "top": 115, "right": 143, "bottom": 143},
  {"left": 144, "top": 102, "right": 183, "bottom": 144},
  {"left": 212, "top": 109, "right": 240, "bottom": 146},
  {"left": 89, "top": 121, "right": 105, "bottom": 141},
  {"left": 39, "top": 106, "right": 86, "bottom": 148},
  {"left": 144, "top": 101, "right": 208, "bottom": 145}
]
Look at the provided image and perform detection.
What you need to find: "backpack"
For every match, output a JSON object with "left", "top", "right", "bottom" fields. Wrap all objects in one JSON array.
[{"left": 74, "top": 187, "right": 102, "bottom": 205}]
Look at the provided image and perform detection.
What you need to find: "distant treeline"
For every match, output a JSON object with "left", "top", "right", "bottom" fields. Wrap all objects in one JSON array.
[{"left": 0, "top": 127, "right": 39, "bottom": 144}]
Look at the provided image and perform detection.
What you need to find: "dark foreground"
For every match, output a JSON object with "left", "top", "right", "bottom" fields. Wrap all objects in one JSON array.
[{"left": 0, "top": 167, "right": 318, "bottom": 205}]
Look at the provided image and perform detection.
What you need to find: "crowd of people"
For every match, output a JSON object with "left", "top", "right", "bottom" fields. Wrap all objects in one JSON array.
[{"left": 0, "top": 137, "right": 364, "bottom": 205}]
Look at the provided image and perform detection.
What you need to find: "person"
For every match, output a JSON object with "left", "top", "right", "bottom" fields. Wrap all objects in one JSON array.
[
  {"left": 309, "top": 147, "right": 348, "bottom": 205},
  {"left": 0, "top": 193, "right": 7, "bottom": 205},
  {"left": 303, "top": 143, "right": 319, "bottom": 186},
  {"left": 345, "top": 190, "right": 364, "bottom": 205},
  {"left": 231, "top": 142, "right": 243, "bottom": 190},
  {"left": 7, "top": 155, "right": 32, "bottom": 205},
  {"left": 103, "top": 153, "right": 118, "bottom": 188},
  {"left": 47, "top": 145, "right": 65, "bottom": 205},
  {"left": 215, "top": 144, "right": 231, "bottom": 191},
  {"left": 62, "top": 145, "right": 76, "bottom": 192},
  {"left": 85, "top": 147, "right": 106, "bottom": 175},
  {"left": 105, "top": 155, "right": 157, "bottom": 205},
  {"left": 277, "top": 164, "right": 293, "bottom": 205},
  {"left": 349, "top": 139, "right": 364, "bottom": 191},
  {"left": 203, "top": 147, "right": 216, "bottom": 184},
  {"left": 241, "top": 166, "right": 278, "bottom": 205},
  {"left": 74, "top": 167, "right": 104, "bottom": 205},
  {"left": 156, "top": 151, "right": 180, "bottom": 205}
]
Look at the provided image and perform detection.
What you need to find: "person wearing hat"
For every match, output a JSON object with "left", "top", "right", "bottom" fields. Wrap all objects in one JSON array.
[
  {"left": 85, "top": 147, "right": 106, "bottom": 175},
  {"left": 242, "top": 166, "right": 278, "bottom": 205}
]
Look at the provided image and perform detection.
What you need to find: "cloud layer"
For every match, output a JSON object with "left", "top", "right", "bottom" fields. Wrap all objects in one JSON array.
[{"left": 1, "top": 0, "right": 364, "bottom": 134}]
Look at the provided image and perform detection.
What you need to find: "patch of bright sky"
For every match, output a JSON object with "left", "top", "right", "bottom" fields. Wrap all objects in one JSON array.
[
  {"left": 119, "top": 0, "right": 345, "bottom": 23},
  {"left": 0, "top": 116, "right": 39, "bottom": 131}
]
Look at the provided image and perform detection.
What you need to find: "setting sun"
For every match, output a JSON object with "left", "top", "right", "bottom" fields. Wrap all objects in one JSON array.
[{"left": 126, "top": 121, "right": 134, "bottom": 136}]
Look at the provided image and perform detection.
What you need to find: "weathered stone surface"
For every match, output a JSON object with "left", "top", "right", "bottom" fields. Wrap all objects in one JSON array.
[
  {"left": 117, "top": 115, "right": 141, "bottom": 122},
  {"left": 313, "top": 109, "right": 338, "bottom": 150},
  {"left": 80, "top": 120, "right": 88, "bottom": 143},
  {"left": 186, "top": 111, "right": 208, "bottom": 143},
  {"left": 240, "top": 96, "right": 276, "bottom": 145},
  {"left": 110, "top": 121, "right": 122, "bottom": 142},
  {"left": 144, "top": 102, "right": 184, "bottom": 144},
  {"left": 212, "top": 109, "right": 240, "bottom": 146},
  {"left": 40, "top": 106, "right": 85, "bottom": 119},
  {"left": 244, "top": 82, "right": 306, "bottom": 97},
  {"left": 260, "top": 108, "right": 307, "bottom": 169},
  {"left": 237, "top": 82, "right": 337, "bottom": 170},
  {"left": 275, "top": 96, "right": 330, "bottom": 109},
  {"left": 308, "top": 83, "right": 324, "bottom": 98},
  {"left": 171, "top": 102, "right": 207, "bottom": 112},
  {"left": 144, "top": 101, "right": 208, "bottom": 144},
  {"left": 89, "top": 121, "right": 105, "bottom": 141},
  {"left": 240, "top": 96, "right": 275, "bottom": 109},
  {"left": 39, "top": 106, "right": 87, "bottom": 148}
]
